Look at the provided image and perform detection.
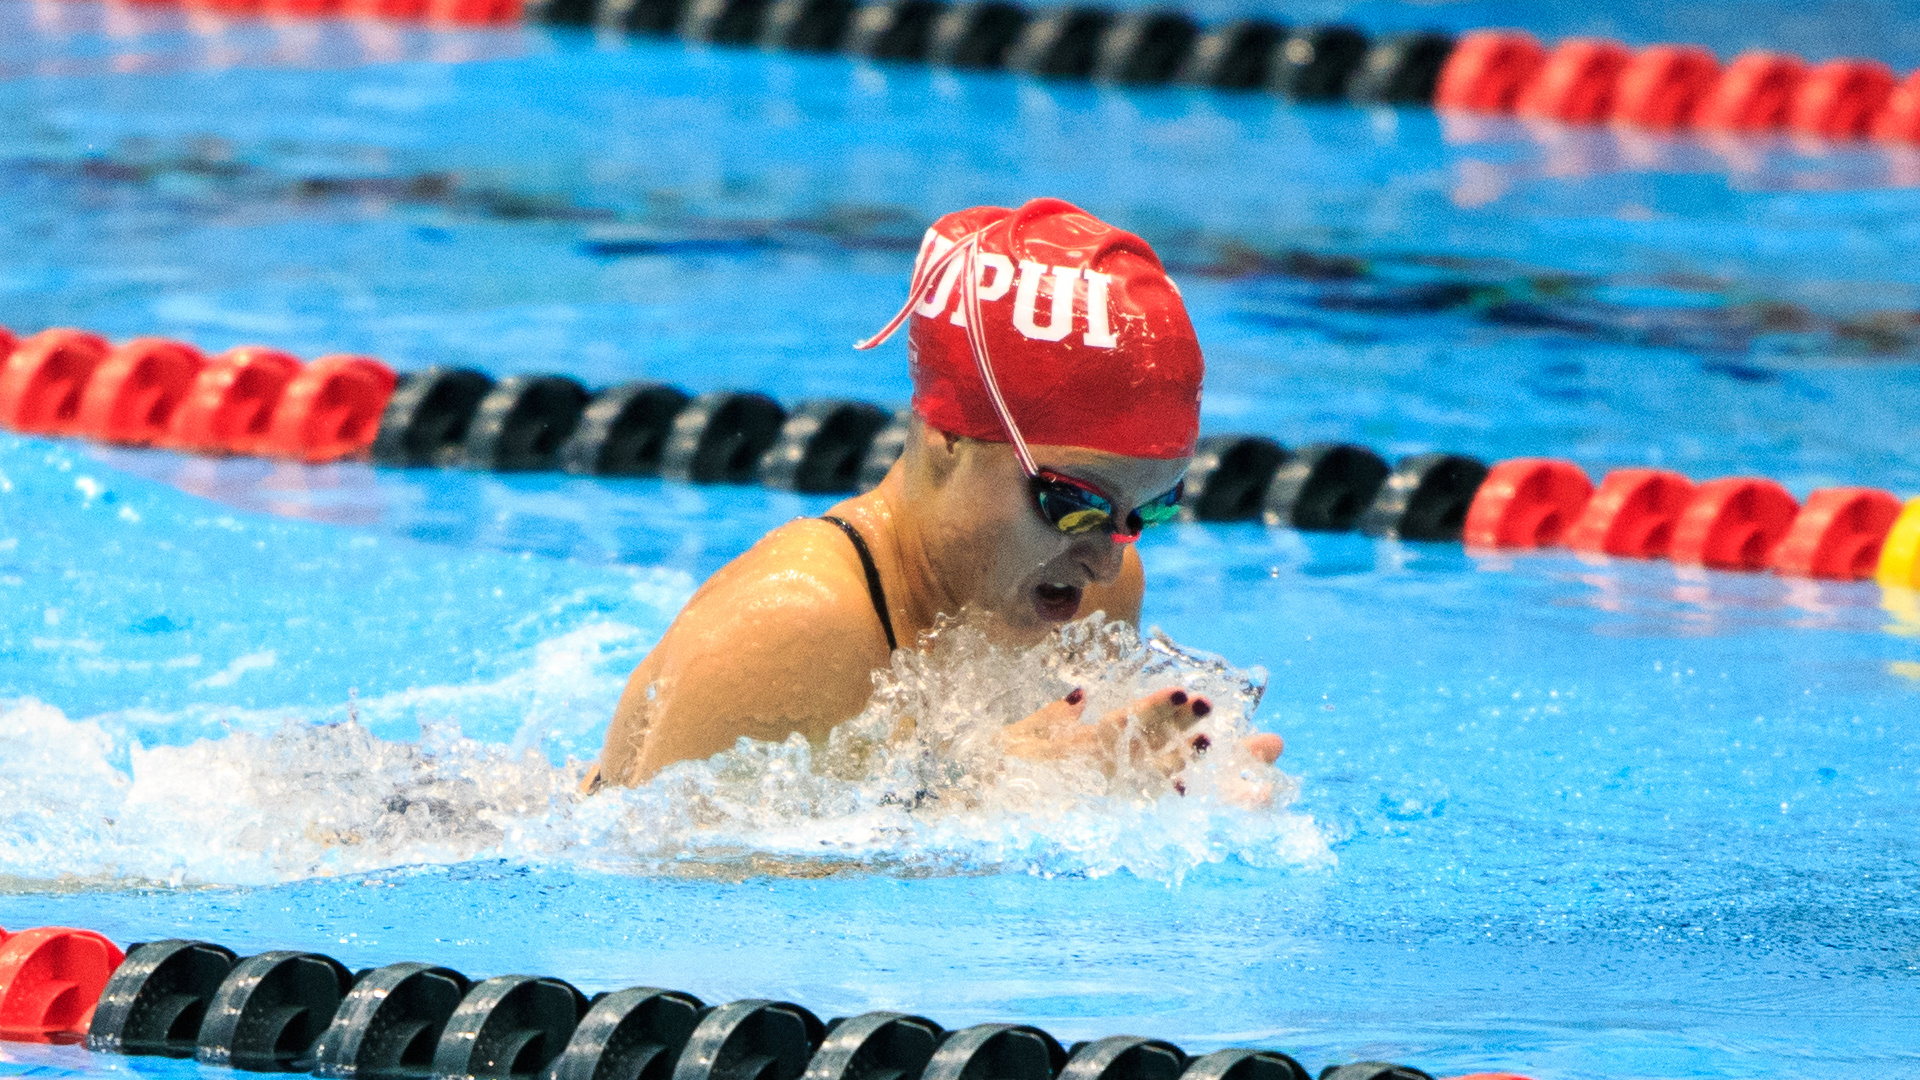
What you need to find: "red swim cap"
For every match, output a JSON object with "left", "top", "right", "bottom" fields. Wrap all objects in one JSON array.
[{"left": 867, "top": 198, "right": 1202, "bottom": 461}]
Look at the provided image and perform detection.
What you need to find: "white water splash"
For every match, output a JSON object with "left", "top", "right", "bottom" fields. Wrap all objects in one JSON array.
[{"left": 1, "top": 618, "right": 1329, "bottom": 889}]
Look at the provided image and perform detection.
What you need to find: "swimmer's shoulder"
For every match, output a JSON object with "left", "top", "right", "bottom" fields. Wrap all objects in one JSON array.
[
  {"left": 612, "top": 519, "right": 891, "bottom": 776},
  {"left": 667, "top": 515, "right": 893, "bottom": 668},
  {"left": 694, "top": 515, "right": 882, "bottom": 605}
]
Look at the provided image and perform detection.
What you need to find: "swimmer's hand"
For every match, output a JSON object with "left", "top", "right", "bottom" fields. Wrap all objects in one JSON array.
[{"left": 998, "top": 687, "right": 1283, "bottom": 798}]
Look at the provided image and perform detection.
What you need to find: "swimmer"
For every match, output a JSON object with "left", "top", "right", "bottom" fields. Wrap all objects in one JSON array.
[{"left": 589, "top": 198, "right": 1283, "bottom": 789}]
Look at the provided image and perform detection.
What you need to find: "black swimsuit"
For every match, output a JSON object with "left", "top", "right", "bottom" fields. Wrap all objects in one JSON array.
[{"left": 820, "top": 515, "right": 898, "bottom": 652}]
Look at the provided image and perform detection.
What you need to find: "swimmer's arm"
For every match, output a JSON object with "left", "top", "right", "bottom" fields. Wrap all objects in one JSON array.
[
  {"left": 599, "top": 585, "right": 887, "bottom": 786},
  {"left": 1080, "top": 546, "right": 1145, "bottom": 624}
]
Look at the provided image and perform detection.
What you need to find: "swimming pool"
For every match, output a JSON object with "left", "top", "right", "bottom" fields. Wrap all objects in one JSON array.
[{"left": 3, "top": 1, "right": 1919, "bottom": 1077}]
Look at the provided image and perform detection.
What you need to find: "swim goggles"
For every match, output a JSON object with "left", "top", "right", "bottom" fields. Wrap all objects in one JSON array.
[{"left": 857, "top": 226, "right": 1185, "bottom": 543}]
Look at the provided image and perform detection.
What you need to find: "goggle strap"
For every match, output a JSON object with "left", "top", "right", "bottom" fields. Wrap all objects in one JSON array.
[
  {"left": 961, "top": 238, "right": 1038, "bottom": 476},
  {"left": 852, "top": 229, "right": 976, "bottom": 352},
  {"left": 852, "top": 237, "right": 962, "bottom": 351},
  {"left": 853, "top": 223, "right": 1038, "bottom": 478}
]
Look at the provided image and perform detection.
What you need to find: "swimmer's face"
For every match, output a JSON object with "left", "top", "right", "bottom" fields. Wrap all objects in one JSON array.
[{"left": 925, "top": 433, "right": 1189, "bottom": 640}]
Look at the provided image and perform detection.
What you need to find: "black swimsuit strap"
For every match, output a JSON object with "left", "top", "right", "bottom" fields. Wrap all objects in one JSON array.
[{"left": 820, "top": 515, "right": 898, "bottom": 653}]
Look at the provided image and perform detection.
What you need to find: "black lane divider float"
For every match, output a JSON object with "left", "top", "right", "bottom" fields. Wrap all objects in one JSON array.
[
  {"left": 198, "top": 951, "right": 357, "bottom": 1072},
  {"left": 0, "top": 925, "right": 1487, "bottom": 1080}
]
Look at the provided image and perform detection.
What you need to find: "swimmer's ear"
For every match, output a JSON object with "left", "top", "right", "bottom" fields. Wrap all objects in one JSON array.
[{"left": 913, "top": 417, "right": 963, "bottom": 483}]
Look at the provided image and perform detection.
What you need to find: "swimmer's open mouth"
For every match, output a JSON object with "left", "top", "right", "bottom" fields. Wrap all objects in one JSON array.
[{"left": 1034, "top": 582, "right": 1082, "bottom": 622}]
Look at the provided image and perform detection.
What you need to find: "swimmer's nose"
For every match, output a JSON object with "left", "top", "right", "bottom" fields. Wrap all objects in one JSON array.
[{"left": 1078, "top": 535, "right": 1129, "bottom": 584}]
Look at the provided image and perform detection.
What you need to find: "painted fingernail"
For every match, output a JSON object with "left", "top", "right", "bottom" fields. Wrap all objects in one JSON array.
[
  {"left": 1169, "top": 690, "right": 1188, "bottom": 706},
  {"left": 1190, "top": 734, "right": 1211, "bottom": 753},
  {"left": 1065, "top": 688, "right": 1084, "bottom": 705},
  {"left": 1191, "top": 698, "right": 1212, "bottom": 718}
]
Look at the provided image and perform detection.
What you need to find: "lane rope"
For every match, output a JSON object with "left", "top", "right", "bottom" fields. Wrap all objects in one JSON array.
[
  {"left": 1, "top": 323, "right": 1913, "bottom": 581},
  {"left": 0, "top": 923, "right": 1523, "bottom": 1080},
  {"left": 31, "top": 0, "right": 1920, "bottom": 151}
]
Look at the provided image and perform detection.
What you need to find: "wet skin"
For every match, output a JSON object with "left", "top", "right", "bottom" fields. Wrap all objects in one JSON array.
[{"left": 591, "top": 417, "right": 1283, "bottom": 787}]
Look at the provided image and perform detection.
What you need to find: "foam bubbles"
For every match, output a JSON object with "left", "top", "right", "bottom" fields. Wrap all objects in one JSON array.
[
  {"left": 1, "top": 617, "right": 1329, "bottom": 889},
  {"left": 592, "top": 615, "right": 1330, "bottom": 881}
]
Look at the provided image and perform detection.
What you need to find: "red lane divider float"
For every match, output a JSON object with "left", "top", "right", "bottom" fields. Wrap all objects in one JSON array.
[
  {"left": 1612, "top": 46, "right": 1720, "bottom": 130},
  {"left": 0, "top": 329, "right": 112, "bottom": 436},
  {"left": 1790, "top": 60, "right": 1897, "bottom": 138},
  {"left": 263, "top": 354, "right": 401, "bottom": 463},
  {"left": 0, "top": 327, "right": 395, "bottom": 463},
  {"left": 263, "top": 0, "right": 349, "bottom": 15},
  {"left": 0, "top": 927, "right": 126, "bottom": 1044},
  {"left": 1769, "top": 487, "right": 1904, "bottom": 579},
  {"left": 1871, "top": 72, "right": 1920, "bottom": 140},
  {"left": 1514, "top": 38, "right": 1632, "bottom": 124},
  {"left": 75, "top": 337, "right": 208, "bottom": 446},
  {"left": 1563, "top": 468, "right": 1694, "bottom": 559},
  {"left": 1694, "top": 51, "right": 1805, "bottom": 132},
  {"left": 1467, "top": 459, "right": 1906, "bottom": 582},
  {"left": 166, "top": 346, "right": 305, "bottom": 456},
  {"left": 1462, "top": 458, "right": 1594, "bottom": 548},
  {"left": 1434, "top": 31, "right": 1547, "bottom": 113},
  {"left": 1670, "top": 476, "right": 1799, "bottom": 571}
]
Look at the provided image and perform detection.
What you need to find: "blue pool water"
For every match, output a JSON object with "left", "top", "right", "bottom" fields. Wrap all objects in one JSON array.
[{"left": 3, "top": 3, "right": 1920, "bottom": 1078}]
